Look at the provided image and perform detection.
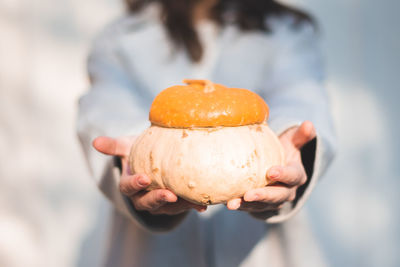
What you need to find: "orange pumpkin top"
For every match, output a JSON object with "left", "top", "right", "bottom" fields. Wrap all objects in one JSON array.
[{"left": 149, "top": 79, "right": 269, "bottom": 128}]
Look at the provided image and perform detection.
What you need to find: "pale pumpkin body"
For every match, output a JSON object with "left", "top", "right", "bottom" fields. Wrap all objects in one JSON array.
[{"left": 129, "top": 123, "right": 284, "bottom": 205}]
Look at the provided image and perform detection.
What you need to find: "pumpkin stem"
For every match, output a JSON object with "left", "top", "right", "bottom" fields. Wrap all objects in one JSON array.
[{"left": 182, "top": 79, "right": 215, "bottom": 93}]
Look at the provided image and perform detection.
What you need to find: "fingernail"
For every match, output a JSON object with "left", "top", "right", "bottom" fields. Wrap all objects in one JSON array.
[
  {"left": 138, "top": 176, "right": 148, "bottom": 187},
  {"left": 268, "top": 169, "right": 280, "bottom": 179}
]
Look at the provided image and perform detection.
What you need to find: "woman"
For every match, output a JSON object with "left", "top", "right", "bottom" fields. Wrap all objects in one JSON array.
[{"left": 77, "top": 0, "right": 336, "bottom": 266}]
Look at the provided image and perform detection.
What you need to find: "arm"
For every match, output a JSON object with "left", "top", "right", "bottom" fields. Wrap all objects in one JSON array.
[
  {"left": 265, "top": 21, "right": 336, "bottom": 223},
  {"left": 227, "top": 20, "right": 336, "bottom": 222},
  {"left": 77, "top": 24, "right": 202, "bottom": 232}
]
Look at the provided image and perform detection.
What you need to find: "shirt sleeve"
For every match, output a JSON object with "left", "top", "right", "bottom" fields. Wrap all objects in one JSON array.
[
  {"left": 76, "top": 22, "right": 188, "bottom": 232},
  {"left": 254, "top": 19, "right": 337, "bottom": 223}
]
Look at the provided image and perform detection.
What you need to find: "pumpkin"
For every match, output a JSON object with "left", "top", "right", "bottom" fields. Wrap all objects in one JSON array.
[{"left": 129, "top": 80, "right": 285, "bottom": 205}]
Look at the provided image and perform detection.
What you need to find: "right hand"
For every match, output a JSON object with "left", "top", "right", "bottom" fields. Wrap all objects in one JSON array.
[{"left": 93, "top": 136, "right": 207, "bottom": 215}]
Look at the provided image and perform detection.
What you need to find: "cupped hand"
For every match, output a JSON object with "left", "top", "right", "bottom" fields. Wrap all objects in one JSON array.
[
  {"left": 226, "top": 121, "right": 316, "bottom": 213},
  {"left": 92, "top": 136, "right": 207, "bottom": 215}
]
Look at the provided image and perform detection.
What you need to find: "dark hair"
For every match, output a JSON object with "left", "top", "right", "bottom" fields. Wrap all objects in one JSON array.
[{"left": 125, "top": 0, "right": 314, "bottom": 62}]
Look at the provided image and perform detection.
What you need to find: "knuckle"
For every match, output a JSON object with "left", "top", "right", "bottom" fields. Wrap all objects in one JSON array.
[
  {"left": 147, "top": 202, "right": 160, "bottom": 211},
  {"left": 131, "top": 193, "right": 148, "bottom": 211},
  {"left": 146, "top": 201, "right": 159, "bottom": 211},
  {"left": 296, "top": 166, "right": 306, "bottom": 184},
  {"left": 291, "top": 168, "right": 302, "bottom": 184},
  {"left": 156, "top": 191, "right": 167, "bottom": 201},
  {"left": 295, "top": 171, "right": 303, "bottom": 182},
  {"left": 263, "top": 193, "right": 278, "bottom": 203},
  {"left": 120, "top": 176, "right": 141, "bottom": 196},
  {"left": 264, "top": 192, "right": 286, "bottom": 204},
  {"left": 276, "top": 196, "right": 287, "bottom": 204},
  {"left": 153, "top": 192, "right": 167, "bottom": 206},
  {"left": 148, "top": 191, "right": 167, "bottom": 209},
  {"left": 132, "top": 199, "right": 145, "bottom": 211},
  {"left": 278, "top": 193, "right": 290, "bottom": 203},
  {"left": 119, "top": 179, "right": 130, "bottom": 195},
  {"left": 299, "top": 175, "right": 307, "bottom": 186}
]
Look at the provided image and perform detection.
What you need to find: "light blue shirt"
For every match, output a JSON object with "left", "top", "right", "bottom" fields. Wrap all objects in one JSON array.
[{"left": 77, "top": 4, "right": 336, "bottom": 267}]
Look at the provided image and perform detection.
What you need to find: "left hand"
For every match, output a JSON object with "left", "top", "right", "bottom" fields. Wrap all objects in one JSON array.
[
  {"left": 226, "top": 121, "right": 316, "bottom": 213},
  {"left": 92, "top": 136, "right": 207, "bottom": 216}
]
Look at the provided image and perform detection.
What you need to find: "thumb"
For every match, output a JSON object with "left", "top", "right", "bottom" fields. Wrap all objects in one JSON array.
[
  {"left": 292, "top": 121, "right": 316, "bottom": 149},
  {"left": 92, "top": 136, "right": 131, "bottom": 157}
]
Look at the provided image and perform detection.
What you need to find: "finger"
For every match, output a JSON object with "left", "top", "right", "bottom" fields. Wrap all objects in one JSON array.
[
  {"left": 267, "top": 165, "right": 305, "bottom": 187},
  {"left": 292, "top": 121, "right": 316, "bottom": 149},
  {"left": 119, "top": 174, "right": 151, "bottom": 196},
  {"left": 152, "top": 199, "right": 207, "bottom": 215},
  {"left": 226, "top": 198, "right": 242, "bottom": 210},
  {"left": 92, "top": 136, "right": 131, "bottom": 157},
  {"left": 166, "top": 199, "right": 207, "bottom": 212},
  {"left": 288, "top": 190, "right": 297, "bottom": 202},
  {"left": 238, "top": 202, "right": 283, "bottom": 212},
  {"left": 132, "top": 189, "right": 178, "bottom": 211},
  {"left": 243, "top": 186, "right": 291, "bottom": 204}
]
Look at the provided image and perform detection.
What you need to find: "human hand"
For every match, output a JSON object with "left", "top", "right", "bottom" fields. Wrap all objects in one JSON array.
[
  {"left": 226, "top": 121, "right": 316, "bottom": 213},
  {"left": 92, "top": 136, "right": 207, "bottom": 215}
]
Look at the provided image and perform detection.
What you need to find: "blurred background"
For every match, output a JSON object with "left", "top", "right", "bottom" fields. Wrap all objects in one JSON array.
[{"left": 0, "top": 0, "right": 399, "bottom": 266}]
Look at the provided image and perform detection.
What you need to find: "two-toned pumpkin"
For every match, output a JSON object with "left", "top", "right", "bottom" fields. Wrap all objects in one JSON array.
[{"left": 129, "top": 80, "right": 285, "bottom": 205}]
